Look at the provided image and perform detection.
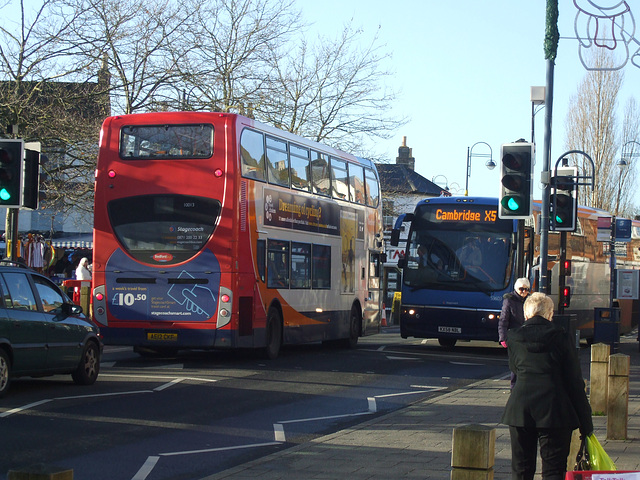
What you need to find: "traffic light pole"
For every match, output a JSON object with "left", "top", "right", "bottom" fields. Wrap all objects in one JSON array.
[
  {"left": 558, "top": 231, "right": 567, "bottom": 314},
  {"left": 7, "top": 208, "right": 19, "bottom": 260},
  {"left": 539, "top": 58, "right": 554, "bottom": 294},
  {"left": 609, "top": 216, "right": 617, "bottom": 309}
]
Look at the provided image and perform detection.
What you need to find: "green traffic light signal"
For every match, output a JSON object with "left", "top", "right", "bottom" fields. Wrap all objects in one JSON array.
[
  {"left": 0, "top": 139, "right": 24, "bottom": 208},
  {"left": 501, "top": 195, "right": 526, "bottom": 213},
  {"left": 551, "top": 170, "right": 577, "bottom": 232},
  {"left": 498, "top": 142, "right": 534, "bottom": 219}
]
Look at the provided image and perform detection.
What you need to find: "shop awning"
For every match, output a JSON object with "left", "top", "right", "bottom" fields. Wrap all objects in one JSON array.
[{"left": 50, "top": 234, "right": 93, "bottom": 249}]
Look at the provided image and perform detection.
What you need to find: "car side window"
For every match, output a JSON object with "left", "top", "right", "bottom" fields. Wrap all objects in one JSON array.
[
  {"left": 0, "top": 275, "right": 9, "bottom": 308},
  {"left": 33, "top": 276, "right": 65, "bottom": 313},
  {"left": 1, "top": 272, "right": 38, "bottom": 311}
]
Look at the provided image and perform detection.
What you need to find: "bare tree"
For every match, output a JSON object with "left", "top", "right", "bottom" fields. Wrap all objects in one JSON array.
[
  {"left": 176, "top": 0, "right": 302, "bottom": 114},
  {"left": 260, "top": 23, "right": 406, "bottom": 156},
  {"left": 0, "top": 0, "right": 105, "bottom": 216},
  {"left": 68, "top": 0, "right": 193, "bottom": 115},
  {"left": 563, "top": 48, "right": 634, "bottom": 215},
  {"left": 618, "top": 98, "right": 640, "bottom": 216}
]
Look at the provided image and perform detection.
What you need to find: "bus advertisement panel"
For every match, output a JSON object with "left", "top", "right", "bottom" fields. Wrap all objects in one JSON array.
[{"left": 92, "top": 112, "right": 384, "bottom": 358}]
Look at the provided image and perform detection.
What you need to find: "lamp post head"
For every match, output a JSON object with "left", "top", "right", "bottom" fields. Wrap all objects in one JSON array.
[{"left": 485, "top": 159, "right": 496, "bottom": 170}]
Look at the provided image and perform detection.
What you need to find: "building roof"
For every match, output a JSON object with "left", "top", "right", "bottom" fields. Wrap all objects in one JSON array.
[{"left": 376, "top": 163, "right": 451, "bottom": 197}]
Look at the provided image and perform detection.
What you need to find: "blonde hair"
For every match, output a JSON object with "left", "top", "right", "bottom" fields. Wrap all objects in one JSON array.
[{"left": 523, "top": 292, "right": 554, "bottom": 320}]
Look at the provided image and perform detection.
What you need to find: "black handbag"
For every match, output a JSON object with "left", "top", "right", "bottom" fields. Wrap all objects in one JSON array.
[{"left": 574, "top": 435, "right": 591, "bottom": 471}]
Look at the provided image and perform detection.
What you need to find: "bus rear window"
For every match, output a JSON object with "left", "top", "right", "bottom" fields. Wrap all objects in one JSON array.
[
  {"left": 108, "top": 194, "right": 221, "bottom": 264},
  {"left": 120, "top": 124, "right": 213, "bottom": 159}
]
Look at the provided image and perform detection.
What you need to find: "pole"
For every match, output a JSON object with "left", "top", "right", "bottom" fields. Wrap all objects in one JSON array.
[
  {"left": 465, "top": 147, "right": 470, "bottom": 196},
  {"left": 558, "top": 231, "right": 567, "bottom": 314},
  {"left": 540, "top": 0, "right": 559, "bottom": 295},
  {"left": 539, "top": 58, "right": 554, "bottom": 294},
  {"left": 610, "top": 216, "right": 617, "bottom": 309}
]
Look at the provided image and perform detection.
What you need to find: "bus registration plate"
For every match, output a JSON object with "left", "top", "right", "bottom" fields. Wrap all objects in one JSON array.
[
  {"left": 147, "top": 332, "right": 178, "bottom": 342},
  {"left": 438, "top": 326, "right": 461, "bottom": 334}
]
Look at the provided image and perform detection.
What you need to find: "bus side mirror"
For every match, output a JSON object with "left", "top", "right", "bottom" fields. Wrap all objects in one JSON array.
[
  {"left": 397, "top": 254, "right": 406, "bottom": 269},
  {"left": 390, "top": 228, "right": 400, "bottom": 246}
]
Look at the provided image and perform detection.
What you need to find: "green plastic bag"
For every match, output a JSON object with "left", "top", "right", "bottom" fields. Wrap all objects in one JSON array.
[{"left": 585, "top": 433, "right": 616, "bottom": 471}]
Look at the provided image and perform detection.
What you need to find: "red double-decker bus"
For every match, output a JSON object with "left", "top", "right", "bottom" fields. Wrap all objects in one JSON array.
[{"left": 92, "top": 112, "right": 384, "bottom": 358}]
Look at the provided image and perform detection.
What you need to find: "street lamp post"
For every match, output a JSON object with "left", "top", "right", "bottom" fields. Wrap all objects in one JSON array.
[
  {"left": 465, "top": 142, "right": 495, "bottom": 196},
  {"left": 615, "top": 140, "right": 640, "bottom": 215}
]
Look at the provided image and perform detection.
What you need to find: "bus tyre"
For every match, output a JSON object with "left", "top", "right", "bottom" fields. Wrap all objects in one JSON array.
[
  {"left": 0, "top": 349, "right": 11, "bottom": 398},
  {"left": 438, "top": 338, "right": 457, "bottom": 348},
  {"left": 72, "top": 341, "right": 100, "bottom": 386},
  {"left": 264, "top": 307, "right": 282, "bottom": 360},
  {"left": 343, "top": 305, "right": 361, "bottom": 349}
]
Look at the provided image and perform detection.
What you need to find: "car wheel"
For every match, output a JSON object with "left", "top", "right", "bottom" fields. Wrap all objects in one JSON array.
[
  {"left": 72, "top": 341, "right": 100, "bottom": 385},
  {"left": 0, "top": 349, "right": 10, "bottom": 398}
]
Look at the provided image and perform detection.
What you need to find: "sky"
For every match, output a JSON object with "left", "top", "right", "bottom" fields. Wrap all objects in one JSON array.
[{"left": 300, "top": 0, "right": 640, "bottom": 203}]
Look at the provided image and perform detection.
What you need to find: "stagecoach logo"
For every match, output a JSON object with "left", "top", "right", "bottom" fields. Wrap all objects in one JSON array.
[
  {"left": 265, "top": 194, "right": 274, "bottom": 221},
  {"left": 153, "top": 253, "right": 174, "bottom": 263}
]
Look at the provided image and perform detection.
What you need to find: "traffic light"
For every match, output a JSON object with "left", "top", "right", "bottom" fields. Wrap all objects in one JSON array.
[
  {"left": 551, "top": 167, "right": 578, "bottom": 232},
  {"left": 22, "top": 149, "right": 42, "bottom": 210},
  {"left": 560, "top": 259, "right": 572, "bottom": 276},
  {"left": 0, "top": 139, "right": 24, "bottom": 208},
  {"left": 560, "top": 286, "right": 571, "bottom": 308},
  {"left": 498, "top": 142, "right": 534, "bottom": 219}
]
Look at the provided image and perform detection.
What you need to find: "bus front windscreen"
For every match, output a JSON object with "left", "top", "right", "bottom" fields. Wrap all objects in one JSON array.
[
  {"left": 108, "top": 194, "right": 221, "bottom": 265},
  {"left": 403, "top": 203, "right": 514, "bottom": 292}
]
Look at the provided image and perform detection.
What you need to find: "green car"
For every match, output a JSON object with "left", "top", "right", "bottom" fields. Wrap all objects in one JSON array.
[{"left": 0, "top": 262, "right": 102, "bottom": 397}]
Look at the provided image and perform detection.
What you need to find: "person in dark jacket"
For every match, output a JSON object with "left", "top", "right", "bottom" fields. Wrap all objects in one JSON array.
[
  {"left": 499, "top": 277, "right": 530, "bottom": 347},
  {"left": 499, "top": 277, "right": 529, "bottom": 387},
  {"left": 501, "top": 292, "right": 593, "bottom": 480}
]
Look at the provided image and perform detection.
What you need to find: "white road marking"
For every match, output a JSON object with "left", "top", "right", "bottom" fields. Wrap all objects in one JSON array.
[
  {"left": 274, "top": 423, "right": 286, "bottom": 442},
  {"left": 385, "top": 355, "right": 421, "bottom": 360},
  {"left": 0, "top": 399, "right": 51, "bottom": 418},
  {"left": 154, "top": 379, "right": 184, "bottom": 391},
  {"left": 131, "top": 456, "right": 159, "bottom": 480},
  {"left": 99, "top": 373, "right": 218, "bottom": 383},
  {"left": 0, "top": 376, "right": 213, "bottom": 418},
  {"left": 132, "top": 443, "right": 281, "bottom": 479}
]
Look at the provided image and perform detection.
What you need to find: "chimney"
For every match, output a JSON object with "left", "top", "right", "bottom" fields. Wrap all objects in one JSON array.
[{"left": 396, "top": 136, "right": 415, "bottom": 171}]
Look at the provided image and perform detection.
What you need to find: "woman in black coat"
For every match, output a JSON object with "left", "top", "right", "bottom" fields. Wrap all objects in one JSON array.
[{"left": 501, "top": 292, "right": 593, "bottom": 480}]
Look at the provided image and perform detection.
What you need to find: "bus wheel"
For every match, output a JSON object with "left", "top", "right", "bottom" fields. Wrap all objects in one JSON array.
[
  {"left": 264, "top": 307, "right": 282, "bottom": 360},
  {"left": 438, "top": 338, "right": 457, "bottom": 348},
  {"left": 343, "top": 305, "right": 361, "bottom": 349}
]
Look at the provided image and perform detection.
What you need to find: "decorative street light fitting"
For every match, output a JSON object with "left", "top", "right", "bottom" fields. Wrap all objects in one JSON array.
[
  {"left": 465, "top": 142, "right": 495, "bottom": 196},
  {"left": 615, "top": 140, "right": 639, "bottom": 215},
  {"left": 431, "top": 175, "right": 449, "bottom": 190}
]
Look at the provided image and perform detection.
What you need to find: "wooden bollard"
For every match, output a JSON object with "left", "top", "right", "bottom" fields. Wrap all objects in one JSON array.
[
  {"left": 451, "top": 424, "right": 495, "bottom": 480},
  {"left": 8, "top": 464, "right": 73, "bottom": 480},
  {"left": 590, "top": 343, "right": 610, "bottom": 415},
  {"left": 80, "top": 285, "right": 91, "bottom": 315},
  {"left": 607, "top": 353, "right": 630, "bottom": 440}
]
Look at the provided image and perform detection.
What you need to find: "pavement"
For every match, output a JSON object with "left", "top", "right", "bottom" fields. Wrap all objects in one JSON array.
[{"left": 202, "top": 330, "right": 640, "bottom": 479}]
